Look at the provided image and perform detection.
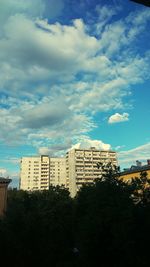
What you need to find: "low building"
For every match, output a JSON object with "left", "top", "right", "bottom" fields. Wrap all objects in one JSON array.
[
  {"left": 0, "top": 177, "right": 11, "bottom": 216},
  {"left": 120, "top": 160, "right": 150, "bottom": 182}
]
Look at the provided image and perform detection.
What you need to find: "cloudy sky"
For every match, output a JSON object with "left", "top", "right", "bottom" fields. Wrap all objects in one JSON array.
[{"left": 0, "top": 0, "right": 150, "bottom": 187}]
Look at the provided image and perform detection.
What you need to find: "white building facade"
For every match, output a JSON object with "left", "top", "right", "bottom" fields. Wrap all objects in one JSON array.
[
  {"left": 49, "top": 158, "right": 67, "bottom": 187},
  {"left": 66, "top": 148, "right": 117, "bottom": 197},
  {"left": 20, "top": 156, "right": 66, "bottom": 191},
  {"left": 20, "top": 148, "right": 117, "bottom": 196}
]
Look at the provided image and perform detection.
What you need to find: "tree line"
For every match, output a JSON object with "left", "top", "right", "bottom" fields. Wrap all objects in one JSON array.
[{"left": 0, "top": 167, "right": 150, "bottom": 267}]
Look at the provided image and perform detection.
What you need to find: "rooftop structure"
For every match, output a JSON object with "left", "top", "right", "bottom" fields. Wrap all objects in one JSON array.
[{"left": 120, "top": 160, "right": 150, "bottom": 182}]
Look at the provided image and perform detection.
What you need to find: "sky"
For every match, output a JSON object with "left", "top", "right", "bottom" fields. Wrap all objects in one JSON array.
[{"left": 0, "top": 0, "right": 150, "bottom": 187}]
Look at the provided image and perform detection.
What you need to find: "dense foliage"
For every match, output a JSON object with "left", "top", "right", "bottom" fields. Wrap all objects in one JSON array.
[{"left": 1, "top": 169, "right": 150, "bottom": 267}]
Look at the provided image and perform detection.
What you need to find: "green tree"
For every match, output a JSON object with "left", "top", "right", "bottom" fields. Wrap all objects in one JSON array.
[
  {"left": 130, "top": 171, "right": 150, "bottom": 205},
  {"left": 0, "top": 186, "right": 74, "bottom": 267},
  {"left": 74, "top": 164, "right": 135, "bottom": 267}
]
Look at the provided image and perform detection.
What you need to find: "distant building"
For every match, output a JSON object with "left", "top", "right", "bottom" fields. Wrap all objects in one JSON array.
[
  {"left": 49, "top": 158, "right": 67, "bottom": 187},
  {"left": 20, "top": 155, "right": 66, "bottom": 191},
  {"left": 20, "top": 155, "right": 50, "bottom": 191},
  {"left": 0, "top": 177, "right": 11, "bottom": 216},
  {"left": 20, "top": 148, "right": 117, "bottom": 197},
  {"left": 120, "top": 160, "right": 150, "bottom": 182}
]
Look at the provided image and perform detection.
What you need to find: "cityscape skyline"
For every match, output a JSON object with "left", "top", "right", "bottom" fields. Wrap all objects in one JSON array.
[{"left": 0, "top": 0, "right": 150, "bottom": 187}]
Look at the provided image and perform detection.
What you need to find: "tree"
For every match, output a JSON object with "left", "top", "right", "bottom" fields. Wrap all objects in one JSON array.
[
  {"left": 130, "top": 171, "right": 150, "bottom": 205},
  {"left": 0, "top": 186, "right": 74, "bottom": 267},
  {"left": 74, "top": 164, "right": 135, "bottom": 267}
]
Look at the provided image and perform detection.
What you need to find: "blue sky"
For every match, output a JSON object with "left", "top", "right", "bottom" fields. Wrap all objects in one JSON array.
[{"left": 0, "top": 0, "right": 150, "bottom": 187}]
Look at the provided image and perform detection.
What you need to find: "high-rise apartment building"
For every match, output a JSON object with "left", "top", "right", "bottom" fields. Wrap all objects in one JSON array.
[
  {"left": 20, "top": 155, "right": 50, "bottom": 191},
  {"left": 20, "top": 148, "right": 117, "bottom": 196},
  {"left": 49, "top": 158, "right": 67, "bottom": 187},
  {"left": 66, "top": 148, "right": 117, "bottom": 197},
  {"left": 20, "top": 156, "right": 67, "bottom": 191}
]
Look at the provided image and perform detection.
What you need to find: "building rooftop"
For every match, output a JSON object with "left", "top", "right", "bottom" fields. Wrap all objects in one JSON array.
[
  {"left": 120, "top": 165, "right": 150, "bottom": 176},
  {"left": 0, "top": 177, "right": 12, "bottom": 184},
  {"left": 67, "top": 148, "right": 116, "bottom": 153}
]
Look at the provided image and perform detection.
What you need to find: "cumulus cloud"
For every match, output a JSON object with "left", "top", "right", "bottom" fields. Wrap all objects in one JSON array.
[
  {"left": 0, "top": 2, "right": 150, "bottom": 167},
  {"left": 38, "top": 138, "right": 112, "bottom": 157},
  {"left": 0, "top": 0, "right": 44, "bottom": 26},
  {"left": 0, "top": 95, "right": 95, "bottom": 148},
  {"left": 22, "top": 100, "right": 69, "bottom": 129},
  {"left": 0, "top": 15, "right": 99, "bottom": 91},
  {"left": 70, "top": 78, "right": 129, "bottom": 113},
  {"left": 0, "top": 6, "right": 149, "bottom": 97},
  {"left": 0, "top": 0, "right": 65, "bottom": 27},
  {"left": 38, "top": 142, "right": 71, "bottom": 157},
  {"left": 70, "top": 138, "right": 111, "bottom": 151},
  {"left": 39, "top": 147, "right": 51, "bottom": 155},
  {"left": 0, "top": 168, "right": 8, "bottom": 177},
  {"left": 108, "top": 113, "right": 129, "bottom": 124}
]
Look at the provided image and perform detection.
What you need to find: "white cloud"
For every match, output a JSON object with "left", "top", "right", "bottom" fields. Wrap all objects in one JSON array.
[
  {"left": 0, "top": 0, "right": 65, "bottom": 27},
  {"left": 0, "top": 95, "right": 96, "bottom": 148},
  {"left": 0, "top": 8, "right": 149, "bottom": 97},
  {"left": 118, "top": 143, "right": 150, "bottom": 167},
  {"left": 22, "top": 100, "right": 69, "bottom": 129},
  {"left": 126, "top": 8, "right": 150, "bottom": 41},
  {"left": 0, "top": 3, "right": 150, "bottom": 161},
  {"left": 39, "top": 147, "right": 51, "bottom": 155},
  {"left": 38, "top": 138, "right": 112, "bottom": 157},
  {"left": 0, "top": 168, "right": 8, "bottom": 177},
  {"left": 115, "top": 145, "right": 125, "bottom": 151},
  {"left": 0, "top": 0, "right": 44, "bottom": 28},
  {"left": 108, "top": 112, "right": 129, "bottom": 124},
  {"left": 38, "top": 142, "right": 72, "bottom": 157},
  {"left": 0, "top": 15, "right": 100, "bottom": 92},
  {"left": 70, "top": 138, "right": 111, "bottom": 151}
]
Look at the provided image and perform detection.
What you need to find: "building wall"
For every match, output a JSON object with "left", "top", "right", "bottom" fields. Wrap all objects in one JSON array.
[
  {"left": 66, "top": 148, "right": 117, "bottom": 197},
  {"left": 0, "top": 184, "right": 7, "bottom": 216},
  {"left": 50, "top": 158, "right": 67, "bottom": 187},
  {"left": 20, "top": 156, "right": 50, "bottom": 191},
  {"left": 20, "top": 149, "right": 117, "bottom": 196},
  {"left": 20, "top": 156, "right": 66, "bottom": 191},
  {"left": 120, "top": 169, "right": 150, "bottom": 182},
  {"left": 0, "top": 179, "right": 11, "bottom": 216}
]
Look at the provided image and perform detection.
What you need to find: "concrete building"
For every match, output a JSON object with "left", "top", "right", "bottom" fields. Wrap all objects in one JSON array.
[
  {"left": 120, "top": 160, "right": 150, "bottom": 182},
  {"left": 20, "top": 155, "right": 50, "bottom": 191},
  {"left": 20, "top": 148, "right": 117, "bottom": 196},
  {"left": 50, "top": 158, "right": 67, "bottom": 187},
  {"left": 66, "top": 148, "right": 117, "bottom": 197},
  {"left": 0, "top": 177, "right": 11, "bottom": 216},
  {"left": 20, "top": 155, "right": 66, "bottom": 191}
]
